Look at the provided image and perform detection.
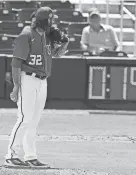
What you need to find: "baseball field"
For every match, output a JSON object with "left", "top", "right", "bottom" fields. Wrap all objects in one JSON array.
[{"left": 0, "top": 109, "right": 136, "bottom": 175}]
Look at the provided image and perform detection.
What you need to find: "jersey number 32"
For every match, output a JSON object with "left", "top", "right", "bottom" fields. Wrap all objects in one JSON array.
[{"left": 29, "top": 55, "right": 42, "bottom": 66}]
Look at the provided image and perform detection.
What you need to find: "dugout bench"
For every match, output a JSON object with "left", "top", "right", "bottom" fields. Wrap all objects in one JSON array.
[{"left": 0, "top": 54, "right": 136, "bottom": 110}]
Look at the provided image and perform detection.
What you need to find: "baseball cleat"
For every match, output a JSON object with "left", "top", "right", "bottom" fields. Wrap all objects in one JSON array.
[
  {"left": 25, "top": 159, "right": 50, "bottom": 169},
  {"left": 4, "top": 158, "right": 30, "bottom": 168}
]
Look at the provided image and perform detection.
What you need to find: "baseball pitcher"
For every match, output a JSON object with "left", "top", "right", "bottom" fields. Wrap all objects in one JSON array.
[{"left": 4, "top": 6, "right": 69, "bottom": 169}]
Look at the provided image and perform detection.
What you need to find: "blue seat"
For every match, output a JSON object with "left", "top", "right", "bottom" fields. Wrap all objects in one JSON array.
[
  {"left": 0, "top": 21, "right": 24, "bottom": 35},
  {"left": 68, "top": 23, "right": 88, "bottom": 36},
  {"left": 67, "top": 35, "right": 81, "bottom": 50},
  {"left": 38, "top": 1, "right": 74, "bottom": 9},
  {"left": 0, "top": 35, "right": 15, "bottom": 54},
  {"left": 0, "top": 9, "right": 16, "bottom": 21},
  {"left": 55, "top": 9, "right": 85, "bottom": 22},
  {"left": 17, "top": 8, "right": 37, "bottom": 22},
  {"left": 3, "top": 1, "right": 38, "bottom": 10}
]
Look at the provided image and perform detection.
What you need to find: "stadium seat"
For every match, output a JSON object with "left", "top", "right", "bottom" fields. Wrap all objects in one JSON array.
[
  {"left": 68, "top": 23, "right": 88, "bottom": 36},
  {"left": 17, "top": 8, "right": 37, "bottom": 22},
  {"left": 55, "top": 9, "right": 85, "bottom": 22},
  {"left": 0, "top": 9, "right": 16, "bottom": 21},
  {"left": 58, "top": 22, "right": 69, "bottom": 34},
  {"left": 38, "top": 0, "right": 74, "bottom": 9},
  {"left": 0, "top": 2, "right": 4, "bottom": 9},
  {"left": 67, "top": 35, "right": 81, "bottom": 51},
  {"left": 0, "top": 35, "right": 15, "bottom": 54},
  {"left": 3, "top": 1, "right": 38, "bottom": 10},
  {"left": 0, "top": 21, "right": 24, "bottom": 35}
]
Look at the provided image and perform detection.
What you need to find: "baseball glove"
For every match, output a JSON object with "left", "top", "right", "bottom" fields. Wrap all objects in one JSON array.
[{"left": 49, "top": 26, "right": 69, "bottom": 57}]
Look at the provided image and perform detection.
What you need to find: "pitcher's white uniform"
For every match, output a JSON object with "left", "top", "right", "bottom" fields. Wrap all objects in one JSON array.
[
  {"left": 5, "top": 25, "right": 52, "bottom": 161},
  {"left": 5, "top": 6, "right": 69, "bottom": 166}
]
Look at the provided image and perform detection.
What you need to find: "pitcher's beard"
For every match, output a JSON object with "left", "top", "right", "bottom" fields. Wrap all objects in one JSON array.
[{"left": 35, "top": 19, "right": 52, "bottom": 31}]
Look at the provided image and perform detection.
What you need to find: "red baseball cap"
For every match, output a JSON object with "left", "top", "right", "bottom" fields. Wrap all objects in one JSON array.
[{"left": 35, "top": 6, "right": 54, "bottom": 20}]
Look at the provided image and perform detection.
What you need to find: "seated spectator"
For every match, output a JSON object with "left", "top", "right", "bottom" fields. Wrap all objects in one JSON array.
[{"left": 80, "top": 8, "right": 120, "bottom": 55}]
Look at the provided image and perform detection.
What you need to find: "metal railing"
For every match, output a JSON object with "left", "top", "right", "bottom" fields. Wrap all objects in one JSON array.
[
  {"left": 122, "top": 2, "right": 136, "bottom": 56},
  {"left": 120, "top": 0, "right": 124, "bottom": 51},
  {"left": 106, "top": 0, "right": 109, "bottom": 25},
  {"left": 72, "top": 0, "right": 135, "bottom": 5}
]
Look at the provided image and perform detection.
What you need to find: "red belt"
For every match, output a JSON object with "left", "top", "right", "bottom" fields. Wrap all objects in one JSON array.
[{"left": 25, "top": 72, "right": 47, "bottom": 80}]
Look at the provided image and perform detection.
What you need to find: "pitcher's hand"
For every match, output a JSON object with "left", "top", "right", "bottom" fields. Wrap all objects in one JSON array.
[
  {"left": 87, "top": 46, "right": 105, "bottom": 55},
  {"left": 10, "top": 85, "right": 19, "bottom": 102}
]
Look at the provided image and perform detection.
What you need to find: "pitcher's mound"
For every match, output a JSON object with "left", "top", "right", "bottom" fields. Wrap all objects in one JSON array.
[
  {"left": 0, "top": 166, "right": 114, "bottom": 175},
  {"left": 0, "top": 165, "right": 57, "bottom": 175}
]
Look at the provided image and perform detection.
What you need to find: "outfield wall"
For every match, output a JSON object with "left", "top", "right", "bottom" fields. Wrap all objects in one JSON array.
[{"left": 1, "top": 56, "right": 136, "bottom": 110}]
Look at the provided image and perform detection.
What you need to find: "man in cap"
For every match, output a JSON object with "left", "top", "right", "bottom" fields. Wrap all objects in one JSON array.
[
  {"left": 4, "top": 6, "right": 69, "bottom": 169},
  {"left": 80, "top": 8, "right": 120, "bottom": 55}
]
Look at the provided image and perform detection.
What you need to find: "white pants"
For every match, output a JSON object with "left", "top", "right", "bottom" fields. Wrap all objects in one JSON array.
[{"left": 5, "top": 71, "right": 47, "bottom": 161}]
